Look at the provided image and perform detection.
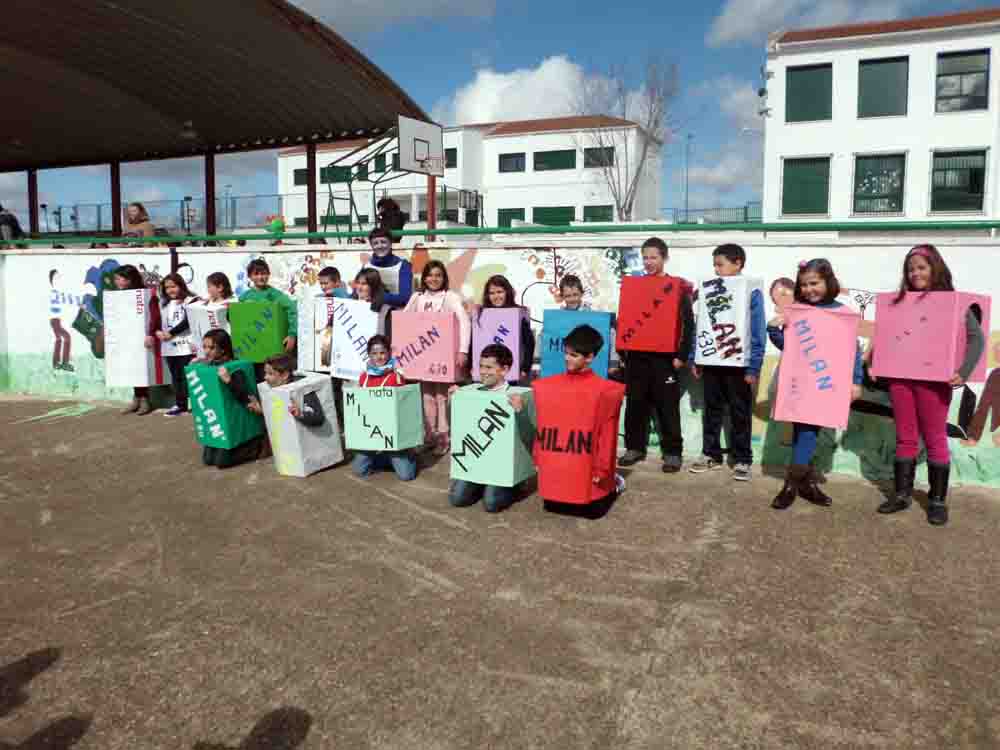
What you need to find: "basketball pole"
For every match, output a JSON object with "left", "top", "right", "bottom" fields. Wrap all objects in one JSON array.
[{"left": 426, "top": 174, "right": 437, "bottom": 242}]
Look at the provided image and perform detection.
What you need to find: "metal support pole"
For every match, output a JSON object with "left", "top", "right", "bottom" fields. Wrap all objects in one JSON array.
[
  {"left": 427, "top": 175, "right": 437, "bottom": 242},
  {"left": 110, "top": 161, "right": 122, "bottom": 235},
  {"left": 27, "top": 169, "right": 39, "bottom": 235},
  {"left": 306, "top": 143, "right": 318, "bottom": 234},
  {"left": 204, "top": 153, "right": 216, "bottom": 236}
]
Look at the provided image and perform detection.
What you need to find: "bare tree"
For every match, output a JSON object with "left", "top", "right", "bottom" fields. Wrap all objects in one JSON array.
[{"left": 574, "top": 58, "right": 678, "bottom": 221}]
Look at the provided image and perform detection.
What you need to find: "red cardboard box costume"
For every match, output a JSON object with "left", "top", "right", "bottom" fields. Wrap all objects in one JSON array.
[{"left": 531, "top": 371, "right": 625, "bottom": 504}]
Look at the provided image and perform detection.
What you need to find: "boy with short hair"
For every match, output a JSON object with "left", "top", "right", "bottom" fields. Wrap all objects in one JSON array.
[
  {"left": 618, "top": 237, "right": 694, "bottom": 473},
  {"left": 318, "top": 266, "right": 350, "bottom": 298},
  {"left": 689, "top": 243, "right": 765, "bottom": 481},
  {"left": 262, "top": 353, "right": 326, "bottom": 427},
  {"left": 239, "top": 259, "right": 297, "bottom": 353},
  {"left": 558, "top": 274, "right": 591, "bottom": 311},
  {"left": 448, "top": 343, "right": 523, "bottom": 513}
]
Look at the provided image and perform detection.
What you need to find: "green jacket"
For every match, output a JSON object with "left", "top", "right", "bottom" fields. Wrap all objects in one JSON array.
[{"left": 239, "top": 286, "right": 298, "bottom": 332}]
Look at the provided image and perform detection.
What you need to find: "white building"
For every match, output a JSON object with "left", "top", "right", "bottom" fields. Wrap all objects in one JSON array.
[
  {"left": 763, "top": 8, "right": 1000, "bottom": 222},
  {"left": 276, "top": 115, "right": 661, "bottom": 232}
]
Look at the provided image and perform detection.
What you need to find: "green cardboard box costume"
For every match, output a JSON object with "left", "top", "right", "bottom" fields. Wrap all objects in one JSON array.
[
  {"left": 229, "top": 302, "right": 289, "bottom": 362},
  {"left": 449, "top": 385, "right": 536, "bottom": 487},
  {"left": 343, "top": 384, "right": 424, "bottom": 452},
  {"left": 186, "top": 360, "right": 264, "bottom": 449}
]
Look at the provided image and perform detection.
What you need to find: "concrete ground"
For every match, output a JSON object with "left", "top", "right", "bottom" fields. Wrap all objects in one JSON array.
[{"left": 1, "top": 396, "right": 999, "bottom": 750}]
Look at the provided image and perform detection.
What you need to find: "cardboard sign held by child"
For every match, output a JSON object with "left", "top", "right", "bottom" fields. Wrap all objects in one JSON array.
[
  {"left": 105, "top": 288, "right": 170, "bottom": 387},
  {"left": 344, "top": 383, "right": 424, "bottom": 451},
  {"left": 185, "top": 360, "right": 264, "bottom": 448},
  {"left": 871, "top": 291, "right": 992, "bottom": 383},
  {"left": 297, "top": 297, "right": 336, "bottom": 373},
  {"left": 450, "top": 385, "right": 536, "bottom": 487},
  {"left": 187, "top": 303, "right": 230, "bottom": 360},
  {"left": 694, "top": 276, "right": 763, "bottom": 368},
  {"left": 391, "top": 311, "right": 459, "bottom": 383},
  {"left": 615, "top": 275, "right": 682, "bottom": 353},
  {"left": 331, "top": 299, "right": 381, "bottom": 381},
  {"left": 772, "top": 304, "right": 861, "bottom": 430},
  {"left": 540, "top": 310, "right": 613, "bottom": 378},
  {"left": 259, "top": 374, "right": 344, "bottom": 477},
  {"left": 471, "top": 308, "right": 525, "bottom": 382},
  {"left": 230, "top": 302, "right": 289, "bottom": 362}
]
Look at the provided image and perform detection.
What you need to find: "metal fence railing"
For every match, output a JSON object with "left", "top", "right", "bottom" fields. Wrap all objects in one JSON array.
[{"left": 662, "top": 201, "right": 762, "bottom": 225}]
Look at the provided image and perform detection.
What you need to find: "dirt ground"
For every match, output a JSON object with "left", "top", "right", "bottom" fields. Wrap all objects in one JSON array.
[{"left": 1, "top": 395, "right": 999, "bottom": 750}]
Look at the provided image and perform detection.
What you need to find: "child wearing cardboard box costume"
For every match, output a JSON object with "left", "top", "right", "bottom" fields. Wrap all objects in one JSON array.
[
  {"left": 476, "top": 275, "right": 535, "bottom": 383},
  {"left": 114, "top": 265, "right": 161, "bottom": 416},
  {"left": 188, "top": 272, "right": 236, "bottom": 361},
  {"left": 155, "top": 273, "right": 201, "bottom": 417},
  {"left": 402, "top": 260, "right": 472, "bottom": 456},
  {"left": 448, "top": 344, "right": 530, "bottom": 513},
  {"left": 870, "top": 245, "right": 986, "bottom": 525},
  {"left": 237, "top": 259, "right": 297, "bottom": 380},
  {"left": 351, "top": 335, "right": 418, "bottom": 480},
  {"left": 689, "top": 244, "right": 766, "bottom": 482},
  {"left": 532, "top": 325, "right": 625, "bottom": 507},
  {"left": 768, "top": 259, "right": 864, "bottom": 511}
]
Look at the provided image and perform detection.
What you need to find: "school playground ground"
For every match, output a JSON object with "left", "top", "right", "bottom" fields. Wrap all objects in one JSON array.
[{"left": 2, "top": 394, "right": 999, "bottom": 750}]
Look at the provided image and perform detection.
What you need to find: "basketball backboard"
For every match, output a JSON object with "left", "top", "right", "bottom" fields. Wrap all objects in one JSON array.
[{"left": 398, "top": 115, "right": 444, "bottom": 176}]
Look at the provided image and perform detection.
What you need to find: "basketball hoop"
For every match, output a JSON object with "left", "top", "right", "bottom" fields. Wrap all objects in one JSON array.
[{"left": 419, "top": 156, "right": 445, "bottom": 175}]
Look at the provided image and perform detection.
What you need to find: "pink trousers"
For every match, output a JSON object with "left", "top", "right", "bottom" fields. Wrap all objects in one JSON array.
[{"left": 888, "top": 379, "right": 953, "bottom": 464}]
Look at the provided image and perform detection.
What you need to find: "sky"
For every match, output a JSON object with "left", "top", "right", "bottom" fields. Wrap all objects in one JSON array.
[{"left": 1, "top": 0, "right": 995, "bottom": 226}]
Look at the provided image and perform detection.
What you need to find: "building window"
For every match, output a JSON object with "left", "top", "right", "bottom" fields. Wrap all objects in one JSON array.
[
  {"left": 534, "top": 150, "right": 576, "bottom": 171},
  {"left": 858, "top": 58, "right": 908, "bottom": 118},
  {"left": 293, "top": 217, "right": 309, "bottom": 226},
  {"left": 584, "top": 147, "right": 615, "bottom": 168},
  {"left": 498, "top": 153, "right": 526, "bottom": 173},
  {"left": 781, "top": 157, "right": 830, "bottom": 215},
  {"left": 785, "top": 64, "right": 833, "bottom": 122},
  {"left": 293, "top": 168, "right": 308, "bottom": 186},
  {"left": 392, "top": 153, "right": 400, "bottom": 171},
  {"left": 497, "top": 208, "right": 525, "bottom": 227},
  {"left": 532, "top": 206, "right": 575, "bottom": 225},
  {"left": 323, "top": 214, "right": 353, "bottom": 226},
  {"left": 583, "top": 205, "right": 614, "bottom": 222},
  {"left": 853, "top": 154, "right": 905, "bottom": 214},
  {"left": 373, "top": 154, "right": 386, "bottom": 172},
  {"left": 445, "top": 148, "right": 457, "bottom": 169},
  {"left": 320, "top": 166, "right": 351, "bottom": 184},
  {"left": 931, "top": 150, "right": 987, "bottom": 211},
  {"left": 464, "top": 209, "right": 479, "bottom": 227},
  {"left": 356, "top": 162, "right": 368, "bottom": 181},
  {"left": 936, "top": 50, "right": 989, "bottom": 112}
]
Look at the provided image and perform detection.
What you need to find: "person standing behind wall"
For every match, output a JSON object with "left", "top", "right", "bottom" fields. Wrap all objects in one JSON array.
[
  {"left": 124, "top": 202, "right": 156, "bottom": 239},
  {"left": 363, "top": 227, "right": 413, "bottom": 310}
]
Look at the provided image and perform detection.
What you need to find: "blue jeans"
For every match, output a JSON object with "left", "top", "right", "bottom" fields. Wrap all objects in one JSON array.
[
  {"left": 352, "top": 451, "right": 417, "bottom": 481},
  {"left": 448, "top": 479, "right": 516, "bottom": 513},
  {"left": 792, "top": 423, "right": 821, "bottom": 465}
]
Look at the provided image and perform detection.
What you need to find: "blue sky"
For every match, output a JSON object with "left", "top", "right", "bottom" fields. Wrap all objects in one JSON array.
[{"left": 1, "top": 0, "right": 995, "bottom": 225}]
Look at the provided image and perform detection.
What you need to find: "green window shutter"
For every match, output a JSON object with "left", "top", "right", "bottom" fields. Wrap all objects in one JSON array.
[
  {"left": 418, "top": 210, "right": 427, "bottom": 222},
  {"left": 392, "top": 153, "right": 400, "bottom": 171},
  {"left": 357, "top": 214, "right": 369, "bottom": 224},
  {"left": 931, "top": 151, "right": 987, "bottom": 211},
  {"left": 853, "top": 154, "right": 905, "bottom": 213},
  {"left": 786, "top": 64, "right": 833, "bottom": 122},
  {"left": 497, "top": 208, "right": 525, "bottom": 227},
  {"left": 356, "top": 162, "right": 368, "bottom": 181},
  {"left": 374, "top": 154, "right": 386, "bottom": 172},
  {"left": 532, "top": 206, "right": 575, "bottom": 225},
  {"left": 445, "top": 148, "right": 457, "bottom": 169},
  {"left": 782, "top": 158, "right": 830, "bottom": 215},
  {"left": 936, "top": 50, "right": 990, "bottom": 112},
  {"left": 319, "top": 166, "right": 351, "bottom": 184},
  {"left": 858, "top": 58, "right": 908, "bottom": 117},
  {"left": 464, "top": 209, "right": 478, "bottom": 227},
  {"left": 533, "top": 149, "right": 576, "bottom": 171},
  {"left": 293, "top": 217, "right": 309, "bottom": 226},
  {"left": 293, "top": 168, "right": 308, "bottom": 186},
  {"left": 583, "top": 205, "right": 614, "bottom": 222},
  {"left": 499, "top": 153, "right": 526, "bottom": 173},
  {"left": 584, "top": 147, "right": 615, "bottom": 168}
]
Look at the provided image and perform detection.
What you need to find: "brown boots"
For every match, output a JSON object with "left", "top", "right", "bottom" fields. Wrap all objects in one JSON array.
[
  {"left": 121, "top": 396, "right": 152, "bottom": 415},
  {"left": 772, "top": 464, "right": 832, "bottom": 510}
]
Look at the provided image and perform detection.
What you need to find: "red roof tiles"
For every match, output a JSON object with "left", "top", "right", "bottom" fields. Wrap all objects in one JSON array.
[{"left": 777, "top": 7, "right": 1000, "bottom": 44}]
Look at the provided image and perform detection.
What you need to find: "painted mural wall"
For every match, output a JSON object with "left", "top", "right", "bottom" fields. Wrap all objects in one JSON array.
[{"left": 2, "top": 239, "right": 999, "bottom": 486}]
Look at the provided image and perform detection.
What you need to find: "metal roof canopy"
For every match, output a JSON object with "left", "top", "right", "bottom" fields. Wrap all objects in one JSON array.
[{"left": 0, "top": 0, "right": 427, "bottom": 172}]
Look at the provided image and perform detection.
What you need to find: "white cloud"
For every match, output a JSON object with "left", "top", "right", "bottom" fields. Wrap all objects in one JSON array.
[
  {"left": 706, "top": 0, "right": 922, "bottom": 47},
  {"left": 431, "top": 56, "right": 586, "bottom": 125},
  {"left": 687, "top": 149, "right": 761, "bottom": 193},
  {"left": 291, "top": 0, "right": 495, "bottom": 37}
]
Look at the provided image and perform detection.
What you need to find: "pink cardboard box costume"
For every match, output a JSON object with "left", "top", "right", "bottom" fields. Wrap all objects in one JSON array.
[
  {"left": 391, "top": 311, "right": 460, "bottom": 383},
  {"left": 471, "top": 308, "right": 526, "bottom": 382}
]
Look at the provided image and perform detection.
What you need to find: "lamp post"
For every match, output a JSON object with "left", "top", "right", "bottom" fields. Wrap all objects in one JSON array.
[{"left": 684, "top": 134, "right": 694, "bottom": 223}]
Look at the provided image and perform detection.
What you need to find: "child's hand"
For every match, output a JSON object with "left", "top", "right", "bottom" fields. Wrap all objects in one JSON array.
[
  {"left": 745, "top": 373, "right": 758, "bottom": 386},
  {"left": 144, "top": 336, "right": 155, "bottom": 350},
  {"left": 248, "top": 396, "right": 262, "bottom": 415},
  {"left": 447, "top": 384, "right": 459, "bottom": 396},
  {"left": 508, "top": 394, "right": 524, "bottom": 412},
  {"left": 592, "top": 475, "right": 601, "bottom": 485},
  {"left": 288, "top": 402, "right": 302, "bottom": 418},
  {"left": 950, "top": 373, "right": 966, "bottom": 387},
  {"left": 769, "top": 313, "right": 785, "bottom": 328},
  {"left": 851, "top": 385, "right": 863, "bottom": 401},
  {"left": 691, "top": 365, "right": 702, "bottom": 380},
  {"left": 283, "top": 335, "right": 296, "bottom": 353},
  {"left": 155, "top": 331, "right": 171, "bottom": 341},
  {"left": 457, "top": 352, "right": 469, "bottom": 371},
  {"left": 672, "top": 358, "right": 684, "bottom": 370},
  {"left": 217, "top": 366, "right": 232, "bottom": 384}
]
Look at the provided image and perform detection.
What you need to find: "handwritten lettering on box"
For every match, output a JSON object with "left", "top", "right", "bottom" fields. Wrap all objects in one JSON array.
[
  {"left": 871, "top": 291, "right": 992, "bottom": 383},
  {"left": 186, "top": 360, "right": 264, "bottom": 449},
  {"left": 187, "top": 303, "right": 230, "bottom": 359},
  {"left": 450, "top": 385, "right": 536, "bottom": 486},
  {"left": 392, "top": 311, "right": 459, "bottom": 383},
  {"left": 331, "top": 299, "right": 381, "bottom": 381},
  {"left": 615, "top": 275, "right": 681, "bottom": 353},
  {"left": 230, "top": 302, "right": 288, "bottom": 363},
  {"left": 772, "top": 304, "right": 860, "bottom": 430},
  {"left": 471, "top": 308, "right": 525, "bottom": 381},
  {"left": 104, "top": 288, "right": 169, "bottom": 387},
  {"left": 343, "top": 384, "right": 424, "bottom": 452},
  {"left": 540, "top": 309, "right": 613, "bottom": 378},
  {"left": 694, "top": 276, "right": 762, "bottom": 367}
]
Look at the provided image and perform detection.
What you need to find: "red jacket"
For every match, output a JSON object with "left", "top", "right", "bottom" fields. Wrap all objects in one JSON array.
[{"left": 358, "top": 370, "right": 405, "bottom": 388}]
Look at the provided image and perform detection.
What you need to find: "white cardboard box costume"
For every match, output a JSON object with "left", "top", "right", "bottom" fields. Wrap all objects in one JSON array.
[
  {"left": 104, "top": 289, "right": 170, "bottom": 388},
  {"left": 331, "top": 299, "right": 381, "bottom": 381},
  {"left": 694, "top": 276, "right": 763, "bottom": 368},
  {"left": 161, "top": 297, "right": 196, "bottom": 357},
  {"left": 258, "top": 374, "right": 344, "bottom": 477},
  {"left": 187, "top": 302, "right": 231, "bottom": 359},
  {"left": 297, "top": 296, "right": 337, "bottom": 373}
]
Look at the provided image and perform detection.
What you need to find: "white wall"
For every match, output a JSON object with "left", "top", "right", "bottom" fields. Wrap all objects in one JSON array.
[{"left": 764, "top": 27, "right": 1000, "bottom": 221}]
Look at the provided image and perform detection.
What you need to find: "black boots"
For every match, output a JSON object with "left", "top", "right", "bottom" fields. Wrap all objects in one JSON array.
[
  {"left": 798, "top": 465, "right": 832, "bottom": 507},
  {"left": 927, "top": 461, "right": 950, "bottom": 526},
  {"left": 878, "top": 459, "right": 915, "bottom": 514},
  {"left": 772, "top": 465, "right": 807, "bottom": 509}
]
